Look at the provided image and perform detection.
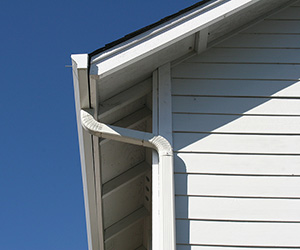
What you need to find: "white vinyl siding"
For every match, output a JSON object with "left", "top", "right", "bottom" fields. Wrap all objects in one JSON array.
[{"left": 172, "top": 4, "right": 300, "bottom": 249}]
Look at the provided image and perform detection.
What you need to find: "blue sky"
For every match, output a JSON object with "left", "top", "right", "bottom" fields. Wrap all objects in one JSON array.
[{"left": 1, "top": 1, "right": 199, "bottom": 249}]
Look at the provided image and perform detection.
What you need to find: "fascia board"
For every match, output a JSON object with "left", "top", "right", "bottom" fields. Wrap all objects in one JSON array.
[
  {"left": 90, "top": 0, "right": 261, "bottom": 78},
  {"left": 72, "top": 54, "right": 102, "bottom": 250}
]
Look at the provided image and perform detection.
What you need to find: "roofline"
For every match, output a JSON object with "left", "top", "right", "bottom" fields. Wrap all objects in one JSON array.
[
  {"left": 89, "top": 0, "right": 212, "bottom": 57},
  {"left": 89, "top": 0, "right": 261, "bottom": 78}
]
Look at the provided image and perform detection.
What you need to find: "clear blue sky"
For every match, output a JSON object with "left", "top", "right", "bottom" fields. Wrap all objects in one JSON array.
[{"left": 1, "top": 1, "right": 199, "bottom": 249}]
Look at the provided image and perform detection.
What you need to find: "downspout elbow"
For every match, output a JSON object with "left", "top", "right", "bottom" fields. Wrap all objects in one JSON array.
[
  {"left": 81, "top": 108, "right": 175, "bottom": 250},
  {"left": 149, "top": 135, "right": 173, "bottom": 157},
  {"left": 81, "top": 109, "right": 173, "bottom": 156}
]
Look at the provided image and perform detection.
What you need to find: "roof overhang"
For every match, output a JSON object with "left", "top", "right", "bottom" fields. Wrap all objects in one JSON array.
[
  {"left": 89, "top": 0, "right": 293, "bottom": 101},
  {"left": 72, "top": 0, "right": 297, "bottom": 249}
]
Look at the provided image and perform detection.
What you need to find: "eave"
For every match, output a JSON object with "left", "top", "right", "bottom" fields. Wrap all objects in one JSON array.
[{"left": 72, "top": 0, "right": 297, "bottom": 249}]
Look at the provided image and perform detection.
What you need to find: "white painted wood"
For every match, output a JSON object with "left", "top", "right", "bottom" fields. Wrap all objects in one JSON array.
[
  {"left": 101, "top": 140, "right": 145, "bottom": 184},
  {"left": 206, "top": 0, "right": 294, "bottom": 44},
  {"left": 112, "top": 107, "right": 151, "bottom": 128},
  {"left": 105, "top": 220, "right": 144, "bottom": 250},
  {"left": 172, "top": 63, "right": 300, "bottom": 80},
  {"left": 100, "top": 107, "right": 151, "bottom": 146},
  {"left": 194, "top": 28, "right": 208, "bottom": 54},
  {"left": 90, "top": 0, "right": 263, "bottom": 77},
  {"left": 217, "top": 34, "right": 300, "bottom": 48},
  {"left": 71, "top": 54, "right": 102, "bottom": 250},
  {"left": 170, "top": 6, "right": 300, "bottom": 248},
  {"left": 172, "top": 96, "right": 300, "bottom": 115},
  {"left": 102, "top": 161, "right": 150, "bottom": 198},
  {"left": 172, "top": 79, "right": 300, "bottom": 97},
  {"left": 188, "top": 48, "right": 300, "bottom": 63},
  {"left": 98, "top": 78, "right": 151, "bottom": 121},
  {"left": 96, "top": 35, "right": 195, "bottom": 102},
  {"left": 243, "top": 20, "right": 300, "bottom": 34},
  {"left": 92, "top": 136, "right": 106, "bottom": 249},
  {"left": 90, "top": 78, "right": 106, "bottom": 250},
  {"left": 104, "top": 206, "right": 149, "bottom": 242},
  {"left": 157, "top": 63, "right": 176, "bottom": 250},
  {"left": 158, "top": 63, "right": 173, "bottom": 144},
  {"left": 143, "top": 175, "right": 152, "bottom": 249},
  {"left": 174, "top": 153, "right": 300, "bottom": 175},
  {"left": 152, "top": 70, "right": 160, "bottom": 250},
  {"left": 267, "top": 6, "right": 300, "bottom": 19},
  {"left": 100, "top": 96, "right": 146, "bottom": 125},
  {"left": 175, "top": 196, "right": 300, "bottom": 221},
  {"left": 175, "top": 174, "right": 300, "bottom": 197},
  {"left": 173, "top": 133, "right": 300, "bottom": 154},
  {"left": 102, "top": 177, "right": 144, "bottom": 229},
  {"left": 176, "top": 220, "right": 300, "bottom": 246},
  {"left": 173, "top": 114, "right": 300, "bottom": 134}
]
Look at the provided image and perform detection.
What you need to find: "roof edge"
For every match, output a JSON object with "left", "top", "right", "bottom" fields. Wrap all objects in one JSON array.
[
  {"left": 89, "top": 0, "right": 261, "bottom": 78},
  {"left": 89, "top": 0, "right": 213, "bottom": 57}
]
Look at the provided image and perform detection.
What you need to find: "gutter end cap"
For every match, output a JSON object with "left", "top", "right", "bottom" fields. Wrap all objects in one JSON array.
[{"left": 71, "top": 54, "right": 88, "bottom": 69}]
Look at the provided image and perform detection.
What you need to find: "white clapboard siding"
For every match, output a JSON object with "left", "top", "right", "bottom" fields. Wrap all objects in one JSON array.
[
  {"left": 173, "top": 133, "right": 300, "bottom": 154},
  {"left": 216, "top": 34, "right": 300, "bottom": 48},
  {"left": 172, "top": 5, "right": 300, "bottom": 248},
  {"left": 175, "top": 196, "right": 300, "bottom": 221},
  {"left": 175, "top": 174, "right": 300, "bottom": 197},
  {"left": 172, "top": 96, "right": 300, "bottom": 115},
  {"left": 176, "top": 220, "right": 300, "bottom": 246},
  {"left": 242, "top": 20, "right": 300, "bottom": 34},
  {"left": 267, "top": 6, "right": 300, "bottom": 19},
  {"left": 174, "top": 153, "right": 300, "bottom": 175},
  {"left": 172, "top": 63, "right": 300, "bottom": 80},
  {"left": 173, "top": 114, "right": 300, "bottom": 134},
  {"left": 172, "top": 79, "right": 300, "bottom": 97},
  {"left": 188, "top": 48, "right": 300, "bottom": 63}
]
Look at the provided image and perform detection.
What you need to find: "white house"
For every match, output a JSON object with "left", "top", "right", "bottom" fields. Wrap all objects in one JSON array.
[{"left": 71, "top": 0, "right": 300, "bottom": 249}]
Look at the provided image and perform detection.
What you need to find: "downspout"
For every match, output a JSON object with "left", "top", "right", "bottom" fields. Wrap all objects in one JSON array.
[{"left": 81, "top": 109, "right": 176, "bottom": 250}]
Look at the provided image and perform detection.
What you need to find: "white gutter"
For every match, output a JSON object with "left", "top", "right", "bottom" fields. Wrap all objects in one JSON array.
[
  {"left": 90, "top": 0, "right": 262, "bottom": 78},
  {"left": 81, "top": 109, "right": 176, "bottom": 250}
]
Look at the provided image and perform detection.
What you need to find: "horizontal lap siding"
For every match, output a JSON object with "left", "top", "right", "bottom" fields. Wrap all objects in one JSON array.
[
  {"left": 173, "top": 114, "right": 300, "bottom": 134},
  {"left": 242, "top": 20, "right": 300, "bottom": 34},
  {"left": 174, "top": 153, "right": 300, "bottom": 175},
  {"left": 217, "top": 34, "right": 300, "bottom": 48},
  {"left": 173, "top": 96, "right": 300, "bottom": 115},
  {"left": 176, "top": 220, "right": 300, "bottom": 246},
  {"left": 187, "top": 48, "right": 300, "bottom": 64},
  {"left": 172, "top": 5, "right": 300, "bottom": 248},
  {"left": 173, "top": 133, "right": 300, "bottom": 154},
  {"left": 175, "top": 174, "right": 300, "bottom": 198},
  {"left": 172, "top": 79, "right": 300, "bottom": 97},
  {"left": 175, "top": 196, "right": 300, "bottom": 221},
  {"left": 172, "top": 64, "right": 300, "bottom": 80}
]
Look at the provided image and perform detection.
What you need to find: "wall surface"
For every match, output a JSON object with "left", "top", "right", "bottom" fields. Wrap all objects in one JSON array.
[{"left": 171, "top": 3, "right": 300, "bottom": 249}]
